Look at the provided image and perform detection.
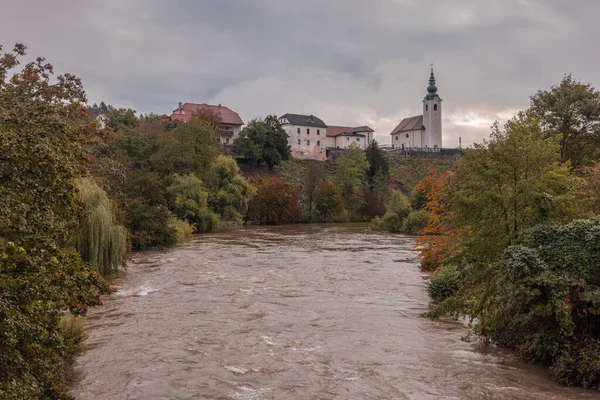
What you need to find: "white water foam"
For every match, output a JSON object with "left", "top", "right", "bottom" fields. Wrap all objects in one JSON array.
[
  {"left": 231, "top": 387, "right": 271, "bottom": 400},
  {"left": 224, "top": 366, "right": 249, "bottom": 375},
  {"left": 117, "top": 285, "right": 159, "bottom": 297}
]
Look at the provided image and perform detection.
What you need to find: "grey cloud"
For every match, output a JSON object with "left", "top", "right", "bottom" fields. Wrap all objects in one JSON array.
[{"left": 1, "top": 0, "right": 599, "bottom": 145}]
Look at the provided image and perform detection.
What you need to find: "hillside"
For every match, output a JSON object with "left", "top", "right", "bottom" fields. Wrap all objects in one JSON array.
[{"left": 238, "top": 154, "right": 455, "bottom": 197}]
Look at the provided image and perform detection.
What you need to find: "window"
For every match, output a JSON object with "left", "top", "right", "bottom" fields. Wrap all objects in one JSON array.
[
  {"left": 346, "top": 137, "right": 349, "bottom": 141},
  {"left": 356, "top": 138, "right": 360, "bottom": 142},
  {"left": 434, "top": 104, "right": 438, "bottom": 111},
  {"left": 225, "top": 138, "right": 230, "bottom": 144},
  {"left": 317, "top": 129, "right": 320, "bottom": 135},
  {"left": 297, "top": 139, "right": 301, "bottom": 145},
  {"left": 306, "top": 128, "right": 310, "bottom": 134},
  {"left": 307, "top": 139, "right": 310, "bottom": 145},
  {"left": 405, "top": 133, "right": 409, "bottom": 138},
  {"left": 317, "top": 140, "right": 320, "bottom": 146},
  {"left": 297, "top": 127, "right": 300, "bottom": 134},
  {"left": 425, "top": 104, "right": 428, "bottom": 111},
  {"left": 395, "top": 136, "right": 399, "bottom": 140}
]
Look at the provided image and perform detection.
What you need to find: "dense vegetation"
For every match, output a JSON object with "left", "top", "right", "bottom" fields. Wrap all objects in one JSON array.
[
  {"left": 0, "top": 44, "right": 110, "bottom": 399},
  {"left": 417, "top": 75, "right": 600, "bottom": 388}
]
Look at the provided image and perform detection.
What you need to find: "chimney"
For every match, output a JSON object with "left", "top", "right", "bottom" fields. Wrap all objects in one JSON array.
[
  {"left": 178, "top": 102, "right": 183, "bottom": 114},
  {"left": 218, "top": 103, "right": 221, "bottom": 107}
]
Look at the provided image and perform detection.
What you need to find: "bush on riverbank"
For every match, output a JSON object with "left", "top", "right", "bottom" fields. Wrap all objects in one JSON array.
[{"left": 427, "top": 264, "right": 461, "bottom": 302}]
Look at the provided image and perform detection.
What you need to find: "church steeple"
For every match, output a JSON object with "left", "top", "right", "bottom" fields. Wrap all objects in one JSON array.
[{"left": 424, "top": 66, "right": 440, "bottom": 100}]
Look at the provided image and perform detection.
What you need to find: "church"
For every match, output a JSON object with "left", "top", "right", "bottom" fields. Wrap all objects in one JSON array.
[{"left": 390, "top": 68, "right": 442, "bottom": 149}]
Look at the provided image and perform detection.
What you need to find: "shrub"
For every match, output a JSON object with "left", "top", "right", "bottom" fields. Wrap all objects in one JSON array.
[
  {"left": 370, "top": 216, "right": 384, "bottom": 231},
  {"left": 57, "top": 314, "right": 87, "bottom": 382},
  {"left": 387, "top": 190, "right": 411, "bottom": 220},
  {"left": 427, "top": 264, "right": 461, "bottom": 302},
  {"left": 402, "top": 210, "right": 429, "bottom": 235},
  {"left": 382, "top": 211, "right": 402, "bottom": 233},
  {"left": 127, "top": 202, "right": 178, "bottom": 249},
  {"left": 167, "top": 216, "right": 194, "bottom": 243}
]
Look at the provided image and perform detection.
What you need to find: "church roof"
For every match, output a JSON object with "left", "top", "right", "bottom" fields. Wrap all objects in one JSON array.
[
  {"left": 424, "top": 68, "right": 441, "bottom": 101},
  {"left": 390, "top": 115, "right": 424, "bottom": 135}
]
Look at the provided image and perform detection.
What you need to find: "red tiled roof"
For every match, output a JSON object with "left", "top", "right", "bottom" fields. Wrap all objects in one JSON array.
[
  {"left": 390, "top": 115, "right": 423, "bottom": 135},
  {"left": 170, "top": 114, "right": 192, "bottom": 123},
  {"left": 353, "top": 125, "right": 374, "bottom": 132},
  {"left": 170, "top": 103, "right": 244, "bottom": 125},
  {"left": 326, "top": 125, "right": 353, "bottom": 137},
  {"left": 326, "top": 125, "right": 374, "bottom": 137}
]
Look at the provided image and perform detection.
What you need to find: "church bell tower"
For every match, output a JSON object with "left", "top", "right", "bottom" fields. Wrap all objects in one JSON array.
[{"left": 422, "top": 66, "right": 442, "bottom": 149}]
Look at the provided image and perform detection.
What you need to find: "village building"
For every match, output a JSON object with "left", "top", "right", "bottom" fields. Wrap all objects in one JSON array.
[
  {"left": 169, "top": 102, "right": 244, "bottom": 144},
  {"left": 391, "top": 68, "right": 442, "bottom": 149},
  {"left": 96, "top": 114, "right": 108, "bottom": 129},
  {"left": 279, "top": 113, "right": 328, "bottom": 160},
  {"left": 325, "top": 126, "right": 375, "bottom": 149}
]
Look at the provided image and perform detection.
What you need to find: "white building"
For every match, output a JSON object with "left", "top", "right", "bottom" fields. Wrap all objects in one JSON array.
[
  {"left": 326, "top": 125, "right": 375, "bottom": 149},
  {"left": 96, "top": 114, "right": 108, "bottom": 129},
  {"left": 279, "top": 114, "right": 328, "bottom": 160},
  {"left": 391, "top": 68, "right": 442, "bottom": 149}
]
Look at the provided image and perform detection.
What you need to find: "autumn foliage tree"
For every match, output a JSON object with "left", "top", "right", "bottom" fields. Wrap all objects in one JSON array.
[
  {"left": 248, "top": 178, "right": 302, "bottom": 224},
  {"left": 415, "top": 167, "right": 460, "bottom": 271}
]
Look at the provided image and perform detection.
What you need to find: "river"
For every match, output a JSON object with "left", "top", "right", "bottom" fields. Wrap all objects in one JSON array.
[{"left": 72, "top": 224, "right": 597, "bottom": 399}]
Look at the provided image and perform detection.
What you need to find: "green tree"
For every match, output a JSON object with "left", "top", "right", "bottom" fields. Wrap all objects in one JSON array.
[
  {"left": 203, "top": 155, "right": 255, "bottom": 224},
  {"left": 106, "top": 107, "right": 139, "bottom": 133},
  {"left": 233, "top": 115, "right": 290, "bottom": 170},
  {"left": 314, "top": 181, "right": 347, "bottom": 222},
  {"left": 303, "top": 162, "right": 326, "bottom": 219},
  {"left": 153, "top": 118, "right": 222, "bottom": 174},
  {"left": 167, "top": 174, "right": 219, "bottom": 233},
  {"left": 452, "top": 111, "right": 582, "bottom": 262},
  {"left": 530, "top": 74, "right": 600, "bottom": 167},
  {"left": 336, "top": 144, "right": 369, "bottom": 221},
  {"left": 0, "top": 43, "right": 110, "bottom": 399},
  {"left": 365, "top": 140, "right": 389, "bottom": 190}
]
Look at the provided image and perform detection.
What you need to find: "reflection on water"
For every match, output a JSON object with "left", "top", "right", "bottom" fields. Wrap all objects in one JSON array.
[{"left": 72, "top": 224, "right": 596, "bottom": 399}]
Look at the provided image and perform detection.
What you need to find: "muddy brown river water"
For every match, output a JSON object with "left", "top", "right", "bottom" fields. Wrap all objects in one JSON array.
[{"left": 72, "top": 224, "right": 598, "bottom": 399}]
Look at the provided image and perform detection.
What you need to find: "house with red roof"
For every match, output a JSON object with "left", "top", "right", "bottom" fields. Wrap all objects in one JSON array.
[
  {"left": 326, "top": 125, "right": 374, "bottom": 150},
  {"left": 169, "top": 102, "right": 244, "bottom": 144},
  {"left": 391, "top": 68, "right": 443, "bottom": 149}
]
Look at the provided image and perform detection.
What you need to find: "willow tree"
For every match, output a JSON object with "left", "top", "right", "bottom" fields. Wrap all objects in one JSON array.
[{"left": 69, "top": 177, "right": 128, "bottom": 275}]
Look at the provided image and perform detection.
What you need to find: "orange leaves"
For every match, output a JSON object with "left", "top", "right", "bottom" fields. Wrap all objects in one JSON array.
[{"left": 414, "top": 167, "right": 460, "bottom": 271}]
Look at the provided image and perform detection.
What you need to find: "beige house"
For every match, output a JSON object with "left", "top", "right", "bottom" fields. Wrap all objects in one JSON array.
[
  {"left": 391, "top": 68, "right": 442, "bottom": 149},
  {"left": 169, "top": 102, "right": 244, "bottom": 145},
  {"left": 279, "top": 113, "right": 328, "bottom": 160},
  {"left": 326, "top": 126, "right": 374, "bottom": 149}
]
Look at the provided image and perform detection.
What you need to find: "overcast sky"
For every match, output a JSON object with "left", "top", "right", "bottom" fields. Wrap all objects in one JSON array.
[{"left": 1, "top": 0, "right": 598, "bottom": 146}]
